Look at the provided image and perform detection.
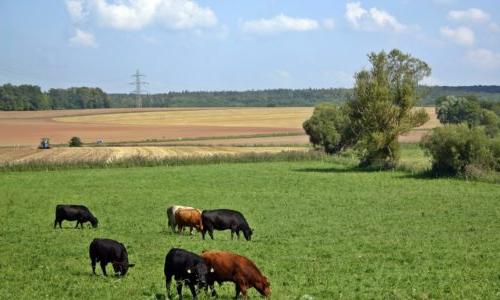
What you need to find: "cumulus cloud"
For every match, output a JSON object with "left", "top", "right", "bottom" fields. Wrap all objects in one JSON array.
[
  {"left": 448, "top": 8, "right": 489, "bottom": 23},
  {"left": 345, "top": 2, "right": 406, "bottom": 33},
  {"left": 466, "top": 48, "right": 500, "bottom": 69},
  {"left": 242, "top": 14, "right": 320, "bottom": 35},
  {"left": 66, "top": 0, "right": 86, "bottom": 22},
  {"left": 440, "top": 26, "right": 475, "bottom": 46},
  {"left": 69, "top": 29, "right": 98, "bottom": 47},
  {"left": 92, "top": 0, "right": 217, "bottom": 30}
]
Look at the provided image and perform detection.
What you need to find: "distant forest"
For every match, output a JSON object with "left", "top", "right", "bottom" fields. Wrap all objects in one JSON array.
[{"left": 1, "top": 83, "right": 500, "bottom": 110}]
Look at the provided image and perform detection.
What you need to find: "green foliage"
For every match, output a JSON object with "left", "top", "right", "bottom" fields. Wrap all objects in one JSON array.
[
  {"left": 68, "top": 136, "right": 82, "bottom": 147},
  {"left": 436, "top": 95, "right": 483, "bottom": 126},
  {"left": 0, "top": 84, "right": 109, "bottom": 111},
  {"left": 1, "top": 161, "right": 499, "bottom": 298},
  {"left": 348, "top": 49, "right": 431, "bottom": 168},
  {"left": 420, "top": 124, "right": 497, "bottom": 175},
  {"left": 302, "top": 103, "right": 352, "bottom": 154}
]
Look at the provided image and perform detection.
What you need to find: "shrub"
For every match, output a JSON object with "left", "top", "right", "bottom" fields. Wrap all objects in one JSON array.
[
  {"left": 302, "top": 103, "right": 352, "bottom": 154},
  {"left": 420, "top": 124, "right": 496, "bottom": 175},
  {"left": 68, "top": 136, "right": 82, "bottom": 147}
]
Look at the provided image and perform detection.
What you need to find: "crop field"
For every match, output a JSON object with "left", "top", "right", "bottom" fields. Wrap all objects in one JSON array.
[
  {"left": 0, "top": 146, "right": 307, "bottom": 165},
  {"left": 1, "top": 154, "right": 499, "bottom": 299},
  {"left": 0, "top": 107, "right": 438, "bottom": 147}
]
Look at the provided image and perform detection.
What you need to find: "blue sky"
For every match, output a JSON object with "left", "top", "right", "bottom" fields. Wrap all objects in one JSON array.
[{"left": 0, "top": 0, "right": 499, "bottom": 93}]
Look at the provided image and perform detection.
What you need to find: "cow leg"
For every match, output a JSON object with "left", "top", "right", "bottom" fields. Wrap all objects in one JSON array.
[
  {"left": 208, "top": 229, "right": 214, "bottom": 240},
  {"left": 236, "top": 230, "right": 241, "bottom": 240},
  {"left": 53, "top": 219, "right": 58, "bottom": 229},
  {"left": 100, "top": 261, "right": 107, "bottom": 276},
  {"left": 189, "top": 226, "right": 193, "bottom": 235},
  {"left": 234, "top": 284, "right": 241, "bottom": 299},
  {"left": 91, "top": 257, "right": 97, "bottom": 275},
  {"left": 165, "top": 273, "right": 173, "bottom": 299},
  {"left": 178, "top": 225, "right": 183, "bottom": 234},
  {"left": 240, "top": 285, "right": 249, "bottom": 300},
  {"left": 202, "top": 229, "right": 206, "bottom": 240},
  {"left": 188, "top": 283, "right": 197, "bottom": 300},
  {"left": 209, "top": 284, "right": 218, "bottom": 297},
  {"left": 176, "top": 280, "right": 184, "bottom": 300}
]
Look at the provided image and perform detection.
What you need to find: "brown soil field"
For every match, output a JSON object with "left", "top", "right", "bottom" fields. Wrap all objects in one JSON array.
[
  {"left": 0, "top": 146, "right": 307, "bottom": 164},
  {"left": 0, "top": 107, "right": 439, "bottom": 147},
  {"left": 0, "top": 108, "right": 309, "bottom": 146}
]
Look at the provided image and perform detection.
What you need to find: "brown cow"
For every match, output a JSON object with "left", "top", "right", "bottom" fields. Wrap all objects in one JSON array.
[
  {"left": 175, "top": 208, "right": 203, "bottom": 235},
  {"left": 201, "top": 250, "right": 271, "bottom": 299}
]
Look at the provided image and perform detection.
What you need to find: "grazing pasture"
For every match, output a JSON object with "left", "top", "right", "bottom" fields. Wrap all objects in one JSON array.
[{"left": 1, "top": 158, "right": 499, "bottom": 299}]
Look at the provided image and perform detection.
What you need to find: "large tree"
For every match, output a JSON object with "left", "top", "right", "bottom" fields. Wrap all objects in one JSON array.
[{"left": 347, "top": 49, "right": 431, "bottom": 168}]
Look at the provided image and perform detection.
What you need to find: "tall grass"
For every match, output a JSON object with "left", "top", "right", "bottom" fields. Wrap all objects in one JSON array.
[{"left": 0, "top": 150, "right": 332, "bottom": 172}]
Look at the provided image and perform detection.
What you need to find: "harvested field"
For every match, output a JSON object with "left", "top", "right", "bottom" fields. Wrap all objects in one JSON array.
[
  {"left": 0, "top": 146, "right": 307, "bottom": 165},
  {"left": 0, "top": 108, "right": 310, "bottom": 146},
  {"left": 0, "top": 107, "right": 439, "bottom": 147}
]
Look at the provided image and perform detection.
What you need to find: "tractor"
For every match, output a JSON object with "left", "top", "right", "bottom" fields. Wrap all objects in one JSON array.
[{"left": 39, "top": 137, "right": 50, "bottom": 149}]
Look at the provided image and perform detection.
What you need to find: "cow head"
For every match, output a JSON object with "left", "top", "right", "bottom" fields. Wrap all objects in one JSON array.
[
  {"left": 243, "top": 228, "right": 253, "bottom": 241},
  {"left": 90, "top": 216, "right": 98, "bottom": 228},
  {"left": 112, "top": 261, "right": 135, "bottom": 276},
  {"left": 186, "top": 262, "right": 213, "bottom": 287},
  {"left": 256, "top": 276, "right": 271, "bottom": 297}
]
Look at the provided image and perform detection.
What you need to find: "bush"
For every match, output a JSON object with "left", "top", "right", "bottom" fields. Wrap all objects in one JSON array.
[
  {"left": 420, "top": 124, "right": 496, "bottom": 175},
  {"left": 302, "top": 103, "right": 352, "bottom": 154},
  {"left": 68, "top": 136, "right": 82, "bottom": 147}
]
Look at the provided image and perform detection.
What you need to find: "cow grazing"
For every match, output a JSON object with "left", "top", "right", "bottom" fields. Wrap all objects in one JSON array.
[
  {"left": 201, "top": 209, "right": 253, "bottom": 241},
  {"left": 164, "top": 248, "right": 214, "bottom": 300},
  {"left": 175, "top": 208, "right": 203, "bottom": 235},
  {"left": 166, "top": 205, "right": 197, "bottom": 232},
  {"left": 89, "top": 238, "right": 135, "bottom": 276},
  {"left": 54, "top": 204, "right": 98, "bottom": 229},
  {"left": 201, "top": 250, "right": 271, "bottom": 299}
]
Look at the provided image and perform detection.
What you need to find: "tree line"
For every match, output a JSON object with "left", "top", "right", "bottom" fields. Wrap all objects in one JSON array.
[
  {"left": 1, "top": 83, "right": 500, "bottom": 111},
  {"left": 108, "top": 86, "right": 500, "bottom": 108},
  {"left": 0, "top": 84, "right": 109, "bottom": 110}
]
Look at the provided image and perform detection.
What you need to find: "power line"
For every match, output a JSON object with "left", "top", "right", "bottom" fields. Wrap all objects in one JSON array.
[{"left": 130, "top": 69, "right": 148, "bottom": 108}]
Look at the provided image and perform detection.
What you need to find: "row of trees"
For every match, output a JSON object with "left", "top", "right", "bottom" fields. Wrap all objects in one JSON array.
[
  {"left": 108, "top": 86, "right": 500, "bottom": 108},
  {"left": 304, "top": 49, "right": 430, "bottom": 169},
  {"left": 0, "top": 84, "right": 110, "bottom": 110}
]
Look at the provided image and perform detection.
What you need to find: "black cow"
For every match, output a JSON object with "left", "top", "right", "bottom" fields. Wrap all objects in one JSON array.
[
  {"left": 54, "top": 204, "right": 98, "bottom": 229},
  {"left": 201, "top": 209, "right": 253, "bottom": 241},
  {"left": 164, "top": 248, "right": 214, "bottom": 300},
  {"left": 89, "top": 238, "right": 135, "bottom": 276}
]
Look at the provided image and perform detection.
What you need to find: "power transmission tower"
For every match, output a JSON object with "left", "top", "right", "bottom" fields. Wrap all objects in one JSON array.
[{"left": 130, "top": 69, "right": 148, "bottom": 108}]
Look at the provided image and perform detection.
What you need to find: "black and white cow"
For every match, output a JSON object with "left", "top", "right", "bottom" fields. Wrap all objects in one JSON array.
[{"left": 89, "top": 238, "right": 135, "bottom": 276}]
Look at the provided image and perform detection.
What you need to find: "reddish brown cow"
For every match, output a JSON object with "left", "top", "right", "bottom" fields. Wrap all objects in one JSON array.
[
  {"left": 175, "top": 208, "right": 203, "bottom": 235},
  {"left": 201, "top": 250, "right": 271, "bottom": 299}
]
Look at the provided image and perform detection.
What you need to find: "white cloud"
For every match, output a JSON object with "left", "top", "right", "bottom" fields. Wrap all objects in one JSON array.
[
  {"left": 489, "top": 22, "right": 500, "bottom": 33},
  {"left": 448, "top": 8, "right": 489, "bottom": 23},
  {"left": 421, "top": 76, "right": 442, "bottom": 86},
  {"left": 322, "top": 18, "right": 336, "bottom": 30},
  {"left": 242, "top": 14, "right": 320, "bottom": 35},
  {"left": 68, "top": 0, "right": 217, "bottom": 31},
  {"left": 466, "top": 48, "right": 500, "bottom": 69},
  {"left": 345, "top": 2, "right": 407, "bottom": 33},
  {"left": 69, "top": 29, "right": 97, "bottom": 47},
  {"left": 65, "top": 0, "right": 86, "bottom": 22},
  {"left": 440, "top": 26, "right": 475, "bottom": 46}
]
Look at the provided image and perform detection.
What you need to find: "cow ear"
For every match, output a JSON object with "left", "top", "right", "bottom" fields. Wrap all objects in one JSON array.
[
  {"left": 187, "top": 268, "right": 192, "bottom": 274},
  {"left": 129, "top": 264, "right": 135, "bottom": 268},
  {"left": 210, "top": 267, "right": 215, "bottom": 273}
]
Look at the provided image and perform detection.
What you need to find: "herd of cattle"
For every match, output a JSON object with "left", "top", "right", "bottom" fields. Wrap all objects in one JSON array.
[{"left": 54, "top": 204, "right": 270, "bottom": 299}]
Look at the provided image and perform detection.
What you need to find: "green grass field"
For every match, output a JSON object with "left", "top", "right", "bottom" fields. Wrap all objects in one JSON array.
[{"left": 1, "top": 157, "right": 500, "bottom": 299}]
